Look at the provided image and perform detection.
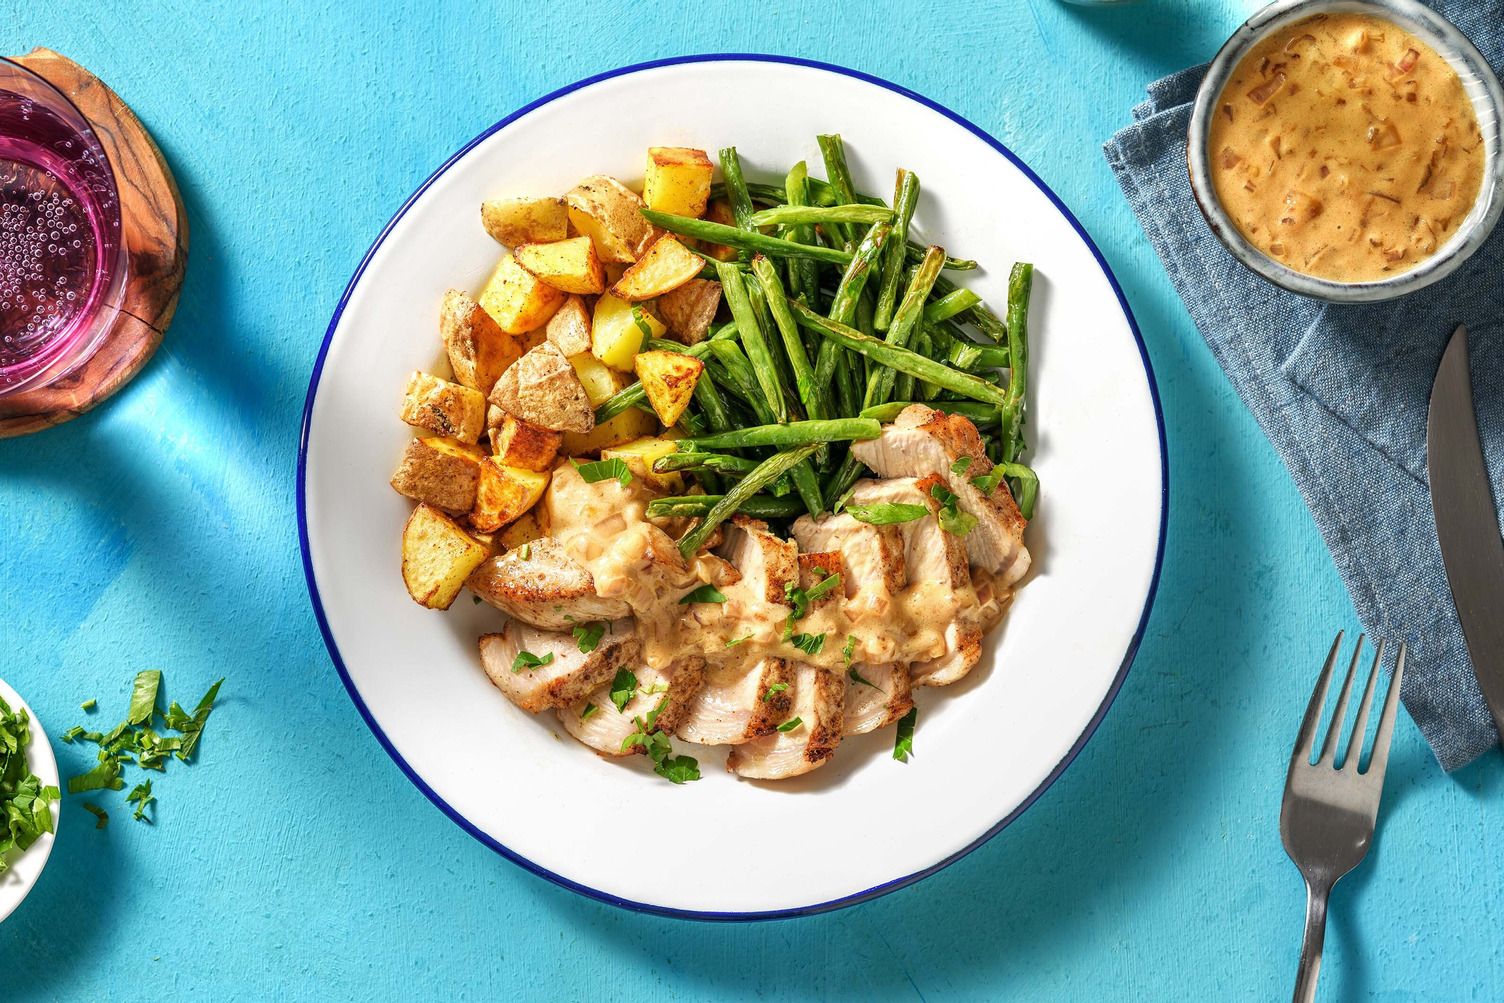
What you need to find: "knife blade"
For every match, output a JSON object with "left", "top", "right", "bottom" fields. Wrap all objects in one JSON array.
[{"left": 1427, "top": 324, "right": 1504, "bottom": 743}]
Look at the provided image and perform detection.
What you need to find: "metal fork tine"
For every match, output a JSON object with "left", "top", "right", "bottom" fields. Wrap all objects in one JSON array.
[
  {"left": 1342, "top": 638, "right": 1386, "bottom": 769},
  {"left": 1319, "top": 634, "right": 1365, "bottom": 764},
  {"left": 1365, "top": 641, "right": 1407, "bottom": 783},
  {"left": 1292, "top": 631, "right": 1344, "bottom": 767}
]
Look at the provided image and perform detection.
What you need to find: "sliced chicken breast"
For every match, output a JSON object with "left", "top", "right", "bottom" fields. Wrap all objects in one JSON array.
[
  {"left": 676, "top": 656, "right": 793, "bottom": 746},
  {"left": 559, "top": 656, "right": 706, "bottom": 756},
  {"left": 851, "top": 403, "right": 1031, "bottom": 586},
  {"left": 716, "top": 515, "right": 797, "bottom": 604},
  {"left": 466, "top": 537, "right": 630, "bottom": 629},
  {"left": 728, "top": 663, "right": 844, "bottom": 780},
  {"left": 842, "top": 661, "right": 914, "bottom": 735},
  {"left": 478, "top": 620, "right": 638, "bottom": 713}
]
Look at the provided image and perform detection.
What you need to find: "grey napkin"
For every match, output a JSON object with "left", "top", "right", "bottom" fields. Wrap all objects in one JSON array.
[{"left": 1103, "top": 0, "right": 1504, "bottom": 771}]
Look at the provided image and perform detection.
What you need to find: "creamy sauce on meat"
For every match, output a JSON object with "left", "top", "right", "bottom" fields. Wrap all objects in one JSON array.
[
  {"left": 1208, "top": 12, "right": 1485, "bottom": 282},
  {"left": 543, "top": 464, "right": 999, "bottom": 676}
]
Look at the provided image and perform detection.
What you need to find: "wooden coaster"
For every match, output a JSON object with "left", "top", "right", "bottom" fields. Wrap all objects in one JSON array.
[{"left": 0, "top": 47, "right": 188, "bottom": 438}]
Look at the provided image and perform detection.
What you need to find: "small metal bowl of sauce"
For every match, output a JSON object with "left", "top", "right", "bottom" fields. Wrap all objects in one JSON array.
[{"left": 1187, "top": 0, "right": 1504, "bottom": 302}]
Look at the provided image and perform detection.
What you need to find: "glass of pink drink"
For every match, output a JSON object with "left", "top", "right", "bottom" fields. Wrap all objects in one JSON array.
[{"left": 0, "top": 57, "right": 128, "bottom": 397}]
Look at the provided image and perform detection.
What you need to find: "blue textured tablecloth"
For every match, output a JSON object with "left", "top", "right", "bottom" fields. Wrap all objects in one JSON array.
[{"left": 1104, "top": 0, "right": 1504, "bottom": 771}]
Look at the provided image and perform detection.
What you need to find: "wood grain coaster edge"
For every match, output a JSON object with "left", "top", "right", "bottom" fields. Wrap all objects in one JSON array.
[{"left": 0, "top": 47, "right": 190, "bottom": 439}]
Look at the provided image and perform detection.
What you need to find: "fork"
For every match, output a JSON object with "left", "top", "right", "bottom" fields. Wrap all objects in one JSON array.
[{"left": 1280, "top": 631, "right": 1407, "bottom": 1003}]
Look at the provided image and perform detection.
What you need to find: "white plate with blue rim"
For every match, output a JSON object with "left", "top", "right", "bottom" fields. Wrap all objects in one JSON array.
[
  {"left": 0, "top": 677, "right": 61, "bottom": 923},
  {"left": 299, "top": 55, "right": 1166, "bottom": 919}
]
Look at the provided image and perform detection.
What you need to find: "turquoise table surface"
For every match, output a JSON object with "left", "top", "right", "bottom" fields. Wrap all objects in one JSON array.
[{"left": 4, "top": 1, "right": 1502, "bottom": 999}]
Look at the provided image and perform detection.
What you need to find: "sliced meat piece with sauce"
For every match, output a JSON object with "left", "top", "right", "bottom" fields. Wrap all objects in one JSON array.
[
  {"left": 792, "top": 511, "right": 907, "bottom": 598},
  {"left": 559, "top": 656, "right": 706, "bottom": 756},
  {"left": 727, "top": 663, "right": 844, "bottom": 779},
  {"left": 842, "top": 661, "right": 914, "bottom": 735},
  {"left": 478, "top": 619, "right": 638, "bottom": 712},
  {"left": 715, "top": 515, "right": 798, "bottom": 605},
  {"left": 851, "top": 403, "right": 1031, "bottom": 586},
  {"left": 676, "top": 656, "right": 793, "bottom": 746},
  {"left": 466, "top": 536, "right": 631, "bottom": 629}
]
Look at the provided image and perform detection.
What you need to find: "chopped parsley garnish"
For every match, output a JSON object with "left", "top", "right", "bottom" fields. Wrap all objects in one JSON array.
[
  {"left": 930, "top": 483, "right": 978, "bottom": 537},
  {"left": 609, "top": 668, "right": 638, "bottom": 713},
  {"left": 848, "top": 666, "right": 877, "bottom": 689},
  {"left": 842, "top": 634, "right": 858, "bottom": 666},
  {"left": 572, "top": 457, "right": 633, "bottom": 487},
  {"left": 831, "top": 485, "right": 856, "bottom": 515},
  {"left": 61, "top": 726, "right": 85, "bottom": 743},
  {"left": 126, "top": 780, "right": 155, "bottom": 822},
  {"left": 846, "top": 503, "right": 928, "bottom": 526},
  {"left": 762, "top": 683, "right": 789, "bottom": 703},
  {"left": 572, "top": 621, "right": 606, "bottom": 654},
  {"left": 472, "top": 595, "right": 483, "bottom": 604},
  {"left": 805, "top": 571, "right": 842, "bottom": 602},
  {"left": 518, "top": 543, "right": 531, "bottom": 560},
  {"left": 630, "top": 303, "right": 657, "bottom": 339},
  {"left": 83, "top": 802, "right": 109, "bottom": 829},
  {"left": 127, "top": 670, "right": 161, "bottom": 726},
  {"left": 970, "top": 467, "right": 1007, "bottom": 496},
  {"left": 790, "top": 632, "right": 826, "bottom": 655},
  {"left": 80, "top": 699, "right": 96, "bottom": 711},
  {"left": 67, "top": 755, "right": 123, "bottom": 794},
  {"left": 679, "top": 584, "right": 728, "bottom": 604},
  {"left": 950, "top": 456, "right": 974, "bottom": 474},
  {"left": 893, "top": 707, "right": 917, "bottom": 762},
  {"left": 784, "top": 569, "right": 840, "bottom": 629},
  {"left": 580, "top": 703, "right": 599, "bottom": 721},
  {"left": 776, "top": 717, "right": 803, "bottom": 733},
  {"left": 0, "top": 696, "right": 60, "bottom": 871},
  {"left": 511, "top": 650, "right": 554, "bottom": 673},
  {"left": 726, "top": 634, "right": 754, "bottom": 647},
  {"left": 620, "top": 698, "right": 701, "bottom": 784},
  {"left": 641, "top": 682, "right": 671, "bottom": 695}
]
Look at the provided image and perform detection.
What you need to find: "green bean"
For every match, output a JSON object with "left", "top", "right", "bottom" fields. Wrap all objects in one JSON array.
[
  {"left": 858, "top": 400, "right": 1003, "bottom": 424},
  {"left": 865, "top": 246, "right": 946, "bottom": 409},
  {"left": 751, "top": 257, "right": 828, "bottom": 423},
  {"left": 641, "top": 209, "right": 852, "bottom": 266},
  {"left": 789, "top": 459, "right": 826, "bottom": 516},
  {"left": 998, "top": 462, "right": 1039, "bottom": 520},
  {"left": 718, "top": 147, "right": 757, "bottom": 234},
  {"left": 782, "top": 163, "right": 819, "bottom": 303},
  {"left": 708, "top": 181, "right": 789, "bottom": 206},
  {"left": 816, "top": 134, "right": 862, "bottom": 248},
  {"left": 874, "top": 170, "right": 919, "bottom": 331},
  {"left": 827, "top": 222, "right": 892, "bottom": 326},
  {"left": 677, "top": 446, "right": 817, "bottom": 557},
  {"left": 806, "top": 177, "right": 886, "bottom": 208},
  {"left": 905, "top": 243, "right": 978, "bottom": 271},
  {"left": 947, "top": 340, "right": 1009, "bottom": 371},
  {"left": 744, "top": 274, "right": 797, "bottom": 399},
  {"left": 924, "top": 288, "right": 981, "bottom": 325},
  {"left": 790, "top": 300, "right": 1010, "bottom": 407},
  {"left": 705, "top": 341, "right": 771, "bottom": 419},
  {"left": 654, "top": 451, "right": 760, "bottom": 474},
  {"left": 998, "top": 263, "right": 1033, "bottom": 463},
  {"left": 679, "top": 418, "right": 881, "bottom": 451},
  {"left": 748, "top": 205, "right": 893, "bottom": 227},
  {"left": 649, "top": 493, "right": 807, "bottom": 521},
  {"left": 716, "top": 261, "right": 787, "bottom": 423}
]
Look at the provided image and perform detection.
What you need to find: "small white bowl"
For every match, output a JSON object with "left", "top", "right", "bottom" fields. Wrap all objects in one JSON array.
[
  {"left": 1187, "top": 0, "right": 1504, "bottom": 302},
  {"left": 0, "top": 678, "right": 60, "bottom": 924}
]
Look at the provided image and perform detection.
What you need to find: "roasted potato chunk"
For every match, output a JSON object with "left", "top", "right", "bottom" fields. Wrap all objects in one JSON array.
[
  {"left": 401, "top": 504, "right": 491, "bottom": 610},
  {"left": 481, "top": 196, "right": 568, "bottom": 246},
  {"left": 592, "top": 291, "right": 665, "bottom": 371},
  {"left": 569, "top": 351, "right": 631, "bottom": 407},
  {"left": 634, "top": 350, "right": 704, "bottom": 427},
  {"left": 492, "top": 413, "right": 562, "bottom": 471},
  {"left": 566, "top": 176, "right": 657, "bottom": 263},
  {"left": 701, "top": 200, "right": 741, "bottom": 261},
  {"left": 561, "top": 407, "right": 658, "bottom": 456},
  {"left": 439, "top": 289, "right": 522, "bottom": 397},
  {"left": 611, "top": 235, "right": 702, "bottom": 301},
  {"left": 545, "top": 295, "right": 592, "bottom": 358},
  {"left": 655, "top": 279, "right": 722, "bottom": 345},
  {"left": 471, "top": 459, "right": 550, "bottom": 533},
  {"left": 643, "top": 147, "right": 714, "bottom": 218},
  {"left": 489, "top": 342, "right": 595, "bottom": 434},
  {"left": 602, "top": 436, "right": 683, "bottom": 492},
  {"left": 513, "top": 235, "right": 606, "bottom": 295},
  {"left": 399, "top": 371, "right": 487, "bottom": 443},
  {"left": 478, "top": 252, "right": 567, "bottom": 335},
  {"left": 390, "top": 436, "right": 486, "bottom": 515},
  {"left": 498, "top": 509, "right": 549, "bottom": 551}
]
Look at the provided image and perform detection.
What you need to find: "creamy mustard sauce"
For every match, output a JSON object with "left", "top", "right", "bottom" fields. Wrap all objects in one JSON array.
[
  {"left": 543, "top": 464, "right": 994, "bottom": 677},
  {"left": 1208, "top": 12, "right": 1485, "bottom": 282}
]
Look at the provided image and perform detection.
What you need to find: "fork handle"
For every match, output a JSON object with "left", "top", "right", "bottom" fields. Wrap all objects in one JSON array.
[{"left": 1293, "top": 878, "right": 1331, "bottom": 1003}]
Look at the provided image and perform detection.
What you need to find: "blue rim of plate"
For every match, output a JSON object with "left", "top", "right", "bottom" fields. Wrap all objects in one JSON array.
[{"left": 297, "top": 53, "right": 1168, "bottom": 922}]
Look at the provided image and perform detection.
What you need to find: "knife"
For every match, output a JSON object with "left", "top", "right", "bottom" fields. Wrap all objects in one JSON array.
[{"left": 1427, "top": 324, "right": 1504, "bottom": 743}]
